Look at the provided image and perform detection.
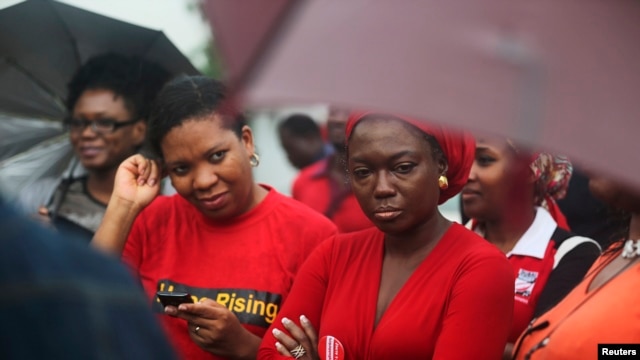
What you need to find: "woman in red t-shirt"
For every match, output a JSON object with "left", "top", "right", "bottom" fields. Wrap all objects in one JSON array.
[{"left": 92, "top": 76, "right": 337, "bottom": 359}]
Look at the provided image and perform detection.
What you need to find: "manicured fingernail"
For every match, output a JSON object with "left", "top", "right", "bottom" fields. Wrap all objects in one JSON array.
[
  {"left": 275, "top": 342, "right": 284, "bottom": 350},
  {"left": 148, "top": 178, "right": 156, "bottom": 186},
  {"left": 282, "top": 317, "right": 292, "bottom": 325},
  {"left": 272, "top": 328, "right": 282, "bottom": 336},
  {"left": 178, "top": 304, "right": 187, "bottom": 311},
  {"left": 300, "top": 315, "right": 310, "bottom": 325}
]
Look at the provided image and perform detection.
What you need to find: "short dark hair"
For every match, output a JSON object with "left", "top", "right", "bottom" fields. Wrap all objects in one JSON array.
[
  {"left": 278, "top": 114, "right": 321, "bottom": 137},
  {"left": 147, "top": 75, "right": 246, "bottom": 159},
  {"left": 66, "top": 53, "right": 171, "bottom": 121}
]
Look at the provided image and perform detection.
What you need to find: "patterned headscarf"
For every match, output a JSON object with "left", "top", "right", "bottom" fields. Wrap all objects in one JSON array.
[
  {"left": 531, "top": 153, "right": 573, "bottom": 206},
  {"left": 530, "top": 153, "right": 573, "bottom": 229}
]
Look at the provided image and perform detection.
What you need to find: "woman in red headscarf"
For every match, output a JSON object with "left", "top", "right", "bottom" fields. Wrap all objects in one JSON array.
[
  {"left": 461, "top": 135, "right": 601, "bottom": 358},
  {"left": 257, "top": 113, "right": 515, "bottom": 360}
]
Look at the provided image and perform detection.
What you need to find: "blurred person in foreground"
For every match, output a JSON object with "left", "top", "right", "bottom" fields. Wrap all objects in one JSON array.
[
  {"left": 258, "top": 112, "right": 514, "bottom": 359},
  {"left": 513, "top": 174, "right": 640, "bottom": 360},
  {"left": 461, "top": 136, "right": 601, "bottom": 359},
  {"left": 92, "top": 76, "right": 337, "bottom": 359},
  {"left": 25, "top": 53, "right": 171, "bottom": 243},
  {"left": 291, "top": 107, "right": 373, "bottom": 233},
  {"left": 0, "top": 198, "right": 175, "bottom": 360},
  {"left": 278, "top": 113, "right": 332, "bottom": 170}
]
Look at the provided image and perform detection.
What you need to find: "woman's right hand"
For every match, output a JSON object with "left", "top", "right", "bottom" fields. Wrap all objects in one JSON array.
[
  {"left": 111, "top": 154, "right": 162, "bottom": 210},
  {"left": 91, "top": 154, "right": 162, "bottom": 255},
  {"left": 166, "top": 299, "right": 263, "bottom": 359}
]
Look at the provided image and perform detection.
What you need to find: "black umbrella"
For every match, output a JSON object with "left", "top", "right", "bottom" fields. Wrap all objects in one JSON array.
[
  {"left": 0, "top": 0, "right": 200, "bottom": 210},
  {"left": 0, "top": 0, "right": 200, "bottom": 120}
]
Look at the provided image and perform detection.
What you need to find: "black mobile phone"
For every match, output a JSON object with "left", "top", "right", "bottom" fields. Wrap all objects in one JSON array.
[{"left": 157, "top": 291, "right": 194, "bottom": 307}]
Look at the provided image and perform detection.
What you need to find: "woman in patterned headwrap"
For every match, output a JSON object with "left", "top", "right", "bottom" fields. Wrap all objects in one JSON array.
[
  {"left": 461, "top": 136, "right": 601, "bottom": 359},
  {"left": 258, "top": 113, "right": 515, "bottom": 359}
]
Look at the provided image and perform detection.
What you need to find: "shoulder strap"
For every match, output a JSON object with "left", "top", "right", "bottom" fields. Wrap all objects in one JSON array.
[
  {"left": 46, "top": 158, "right": 81, "bottom": 220},
  {"left": 551, "top": 227, "right": 602, "bottom": 268},
  {"left": 549, "top": 227, "right": 573, "bottom": 246}
]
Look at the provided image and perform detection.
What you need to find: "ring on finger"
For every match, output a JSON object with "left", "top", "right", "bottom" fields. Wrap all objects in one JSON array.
[
  {"left": 291, "top": 344, "right": 306, "bottom": 359},
  {"left": 194, "top": 325, "right": 201, "bottom": 335}
]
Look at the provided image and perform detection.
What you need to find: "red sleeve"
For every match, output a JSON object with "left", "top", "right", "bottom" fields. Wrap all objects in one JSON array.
[
  {"left": 433, "top": 252, "right": 515, "bottom": 360},
  {"left": 257, "top": 236, "right": 336, "bottom": 360}
]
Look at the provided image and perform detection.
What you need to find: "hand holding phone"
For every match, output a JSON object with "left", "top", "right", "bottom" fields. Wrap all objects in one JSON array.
[{"left": 157, "top": 291, "right": 194, "bottom": 308}]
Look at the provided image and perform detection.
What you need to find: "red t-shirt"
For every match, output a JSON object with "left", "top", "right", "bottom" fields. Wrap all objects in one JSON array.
[
  {"left": 469, "top": 207, "right": 600, "bottom": 342},
  {"left": 292, "top": 158, "right": 373, "bottom": 233},
  {"left": 258, "top": 223, "right": 515, "bottom": 360},
  {"left": 123, "top": 186, "right": 338, "bottom": 359}
]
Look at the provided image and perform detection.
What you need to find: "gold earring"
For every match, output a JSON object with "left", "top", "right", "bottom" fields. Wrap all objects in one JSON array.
[
  {"left": 438, "top": 175, "right": 448, "bottom": 190},
  {"left": 249, "top": 153, "right": 260, "bottom": 167}
]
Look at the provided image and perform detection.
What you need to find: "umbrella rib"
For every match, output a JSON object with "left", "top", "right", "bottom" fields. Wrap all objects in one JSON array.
[{"left": 3, "top": 57, "right": 66, "bottom": 115}]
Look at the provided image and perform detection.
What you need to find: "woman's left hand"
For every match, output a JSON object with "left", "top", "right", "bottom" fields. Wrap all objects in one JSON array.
[
  {"left": 167, "top": 298, "right": 261, "bottom": 360},
  {"left": 272, "top": 315, "right": 319, "bottom": 360}
]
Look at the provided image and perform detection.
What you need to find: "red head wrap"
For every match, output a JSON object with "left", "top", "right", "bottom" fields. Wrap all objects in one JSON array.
[{"left": 345, "top": 111, "right": 475, "bottom": 205}]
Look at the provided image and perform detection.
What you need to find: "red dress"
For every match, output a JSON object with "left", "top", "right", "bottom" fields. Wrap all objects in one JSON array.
[{"left": 258, "top": 223, "right": 514, "bottom": 360}]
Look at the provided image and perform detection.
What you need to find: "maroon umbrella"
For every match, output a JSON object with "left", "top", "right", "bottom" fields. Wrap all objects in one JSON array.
[{"left": 203, "top": 0, "right": 640, "bottom": 187}]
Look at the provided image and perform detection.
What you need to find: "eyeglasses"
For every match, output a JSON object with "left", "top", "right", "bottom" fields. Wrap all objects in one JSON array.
[{"left": 63, "top": 118, "right": 140, "bottom": 134}]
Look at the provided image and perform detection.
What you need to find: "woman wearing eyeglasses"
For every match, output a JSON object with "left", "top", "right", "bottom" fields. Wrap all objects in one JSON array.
[{"left": 31, "top": 53, "right": 171, "bottom": 242}]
